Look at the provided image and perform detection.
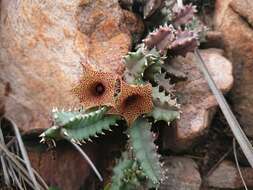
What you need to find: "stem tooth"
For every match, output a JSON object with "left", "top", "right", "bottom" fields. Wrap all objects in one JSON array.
[
  {"left": 63, "top": 131, "right": 69, "bottom": 137},
  {"left": 39, "top": 133, "right": 45, "bottom": 137},
  {"left": 52, "top": 140, "right": 56, "bottom": 147}
]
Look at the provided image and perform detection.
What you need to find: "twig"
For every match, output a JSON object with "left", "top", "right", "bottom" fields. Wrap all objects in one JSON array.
[
  {"left": 6, "top": 160, "right": 24, "bottom": 190},
  {"left": 233, "top": 138, "right": 248, "bottom": 190},
  {"left": 194, "top": 49, "right": 253, "bottom": 168},
  {"left": 0, "top": 117, "right": 11, "bottom": 186},
  {"left": 177, "top": 0, "right": 183, "bottom": 8},
  {"left": 69, "top": 140, "right": 103, "bottom": 182},
  {"left": 11, "top": 120, "right": 40, "bottom": 190},
  {"left": 0, "top": 143, "right": 39, "bottom": 189},
  {"left": 15, "top": 155, "right": 49, "bottom": 189},
  {"left": 206, "top": 147, "right": 232, "bottom": 177}
]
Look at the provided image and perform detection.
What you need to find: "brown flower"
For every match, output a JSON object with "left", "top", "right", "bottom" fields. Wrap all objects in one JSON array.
[
  {"left": 72, "top": 64, "right": 118, "bottom": 109},
  {"left": 115, "top": 81, "right": 153, "bottom": 125}
]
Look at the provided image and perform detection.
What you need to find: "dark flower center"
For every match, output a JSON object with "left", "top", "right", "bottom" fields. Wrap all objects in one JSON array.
[
  {"left": 93, "top": 82, "right": 105, "bottom": 96},
  {"left": 124, "top": 94, "right": 140, "bottom": 108}
]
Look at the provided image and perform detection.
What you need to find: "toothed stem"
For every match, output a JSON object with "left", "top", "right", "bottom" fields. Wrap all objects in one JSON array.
[{"left": 128, "top": 118, "right": 162, "bottom": 184}]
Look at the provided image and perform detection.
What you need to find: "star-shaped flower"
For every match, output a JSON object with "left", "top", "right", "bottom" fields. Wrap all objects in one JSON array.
[
  {"left": 72, "top": 64, "right": 118, "bottom": 109},
  {"left": 115, "top": 81, "right": 153, "bottom": 125}
]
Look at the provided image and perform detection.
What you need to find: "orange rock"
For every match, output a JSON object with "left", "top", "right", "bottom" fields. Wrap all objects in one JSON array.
[
  {"left": 0, "top": 0, "right": 143, "bottom": 132},
  {"left": 214, "top": 0, "right": 253, "bottom": 137}
]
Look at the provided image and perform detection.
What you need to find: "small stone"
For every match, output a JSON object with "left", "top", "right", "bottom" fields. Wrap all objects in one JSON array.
[
  {"left": 207, "top": 160, "right": 253, "bottom": 189},
  {"left": 160, "top": 156, "right": 202, "bottom": 190},
  {"left": 162, "top": 49, "right": 233, "bottom": 151},
  {"left": 28, "top": 143, "right": 99, "bottom": 190}
]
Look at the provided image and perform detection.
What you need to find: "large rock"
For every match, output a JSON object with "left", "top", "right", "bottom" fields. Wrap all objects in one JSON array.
[
  {"left": 162, "top": 49, "right": 233, "bottom": 150},
  {"left": 214, "top": 0, "right": 253, "bottom": 137},
  {"left": 207, "top": 160, "right": 253, "bottom": 189},
  {"left": 0, "top": 0, "right": 143, "bottom": 133},
  {"left": 0, "top": 1, "right": 143, "bottom": 189},
  {"left": 160, "top": 156, "right": 202, "bottom": 190},
  {"left": 28, "top": 143, "right": 99, "bottom": 190}
]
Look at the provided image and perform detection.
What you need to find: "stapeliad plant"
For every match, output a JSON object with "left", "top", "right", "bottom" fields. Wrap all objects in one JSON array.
[{"left": 40, "top": 1, "right": 206, "bottom": 189}]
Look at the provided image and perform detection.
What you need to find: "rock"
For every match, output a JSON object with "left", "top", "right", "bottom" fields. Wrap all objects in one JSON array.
[
  {"left": 122, "top": 10, "right": 145, "bottom": 43},
  {"left": 162, "top": 49, "right": 233, "bottom": 150},
  {"left": 214, "top": 0, "right": 253, "bottom": 137},
  {"left": 201, "top": 31, "right": 224, "bottom": 49},
  {"left": 77, "top": 0, "right": 134, "bottom": 75},
  {"left": 230, "top": 0, "right": 253, "bottom": 26},
  {"left": 28, "top": 142, "right": 98, "bottom": 190},
  {"left": 160, "top": 156, "right": 201, "bottom": 190},
  {"left": 0, "top": 0, "right": 143, "bottom": 132},
  {"left": 207, "top": 160, "right": 253, "bottom": 189},
  {"left": 25, "top": 125, "right": 126, "bottom": 190},
  {"left": 0, "top": 98, "right": 4, "bottom": 117},
  {"left": 0, "top": 0, "right": 142, "bottom": 189}
]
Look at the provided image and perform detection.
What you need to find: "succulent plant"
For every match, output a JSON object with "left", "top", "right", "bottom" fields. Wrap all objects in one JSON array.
[
  {"left": 128, "top": 118, "right": 163, "bottom": 184},
  {"left": 143, "top": 24, "right": 175, "bottom": 54},
  {"left": 109, "top": 152, "right": 146, "bottom": 190},
  {"left": 172, "top": 3, "right": 197, "bottom": 27},
  {"left": 123, "top": 46, "right": 149, "bottom": 84},
  {"left": 40, "top": 106, "right": 120, "bottom": 144},
  {"left": 154, "top": 72, "right": 175, "bottom": 94},
  {"left": 39, "top": 1, "right": 206, "bottom": 189},
  {"left": 143, "top": 24, "right": 198, "bottom": 56},
  {"left": 150, "top": 86, "right": 180, "bottom": 123},
  {"left": 185, "top": 16, "right": 208, "bottom": 42},
  {"left": 162, "top": 63, "right": 187, "bottom": 80},
  {"left": 168, "top": 29, "right": 198, "bottom": 56},
  {"left": 123, "top": 45, "right": 164, "bottom": 84}
]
